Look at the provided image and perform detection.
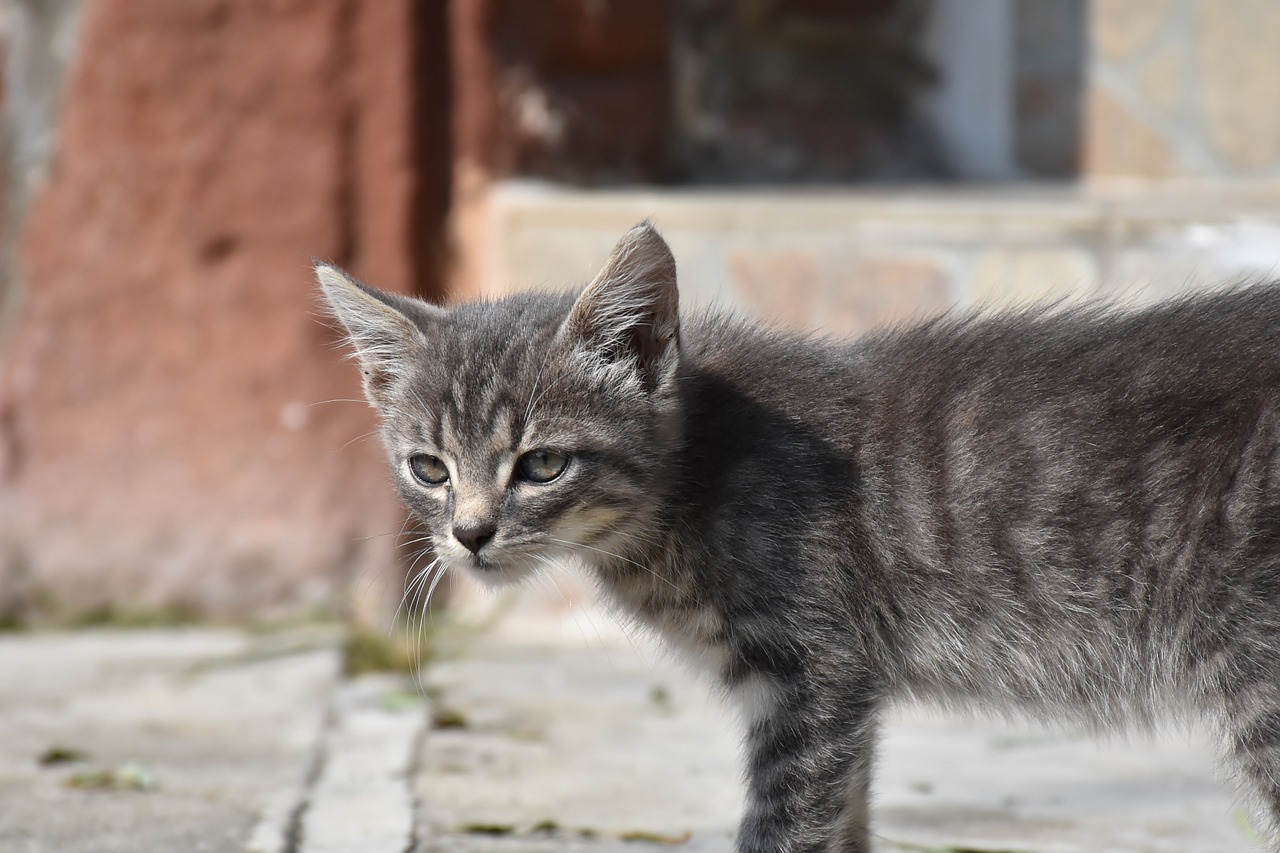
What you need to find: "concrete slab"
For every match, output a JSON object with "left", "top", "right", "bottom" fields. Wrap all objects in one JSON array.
[
  {"left": 0, "top": 628, "right": 338, "bottom": 853},
  {"left": 413, "top": 636, "right": 742, "bottom": 852},
  {"left": 0, "top": 611, "right": 1258, "bottom": 852},
  {"left": 298, "top": 673, "right": 426, "bottom": 853},
  {"left": 410, "top": 594, "right": 1258, "bottom": 852},
  {"left": 876, "top": 712, "right": 1246, "bottom": 852}
]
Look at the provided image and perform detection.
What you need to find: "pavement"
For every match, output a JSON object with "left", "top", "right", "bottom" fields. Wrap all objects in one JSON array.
[{"left": 0, "top": 588, "right": 1262, "bottom": 852}]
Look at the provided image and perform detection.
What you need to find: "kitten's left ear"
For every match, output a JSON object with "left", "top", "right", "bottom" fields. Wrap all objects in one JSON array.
[
  {"left": 314, "top": 261, "right": 444, "bottom": 408},
  {"left": 560, "top": 221, "right": 680, "bottom": 392}
]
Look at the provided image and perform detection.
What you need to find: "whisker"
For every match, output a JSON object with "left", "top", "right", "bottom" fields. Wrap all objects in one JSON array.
[
  {"left": 352, "top": 530, "right": 424, "bottom": 542},
  {"left": 538, "top": 555, "right": 627, "bottom": 669},
  {"left": 527, "top": 408, "right": 594, "bottom": 422},
  {"left": 523, "top": 350, "right": 557, "bottom": 427},
  {"left": 393, "top": 551, "right": 437, "bottom": 632},
  {"left": 349, "top": 516, "right": 417, "bottom": 604},
  {"left": 307, "top": 398, "right": 369, "bottom": 407},
  {"left": 560, "top": 559, "right": 652, "bottom": 664},
  {"left": 411, "top": 561, "right": 451, "bottom": 679},
  {"left": 526, "top": 377, "right": 567, "bottom": 423},
  {"left": 406, "top": 558, "right": 445, "bottom": 684},
  {"left": 547, "top": 536, "right": 686, "bottom": 597},
  {"left": 407, "top": 386, "right": 433, "bottom": 419},
  {"left": 533, "top": 566, "right": 584, "bottom": 639},
  {"left": 342, "top": 430, "right": 379, "bottom": 450},
  {"left": 421, "top": 561, "right": 452, "bottom": 623},
  {"left": 407, "top": 556, "right": 436, "bottom": 620},
  {"left": 401, "top": 549, "right": 436, "bottom": 604}
]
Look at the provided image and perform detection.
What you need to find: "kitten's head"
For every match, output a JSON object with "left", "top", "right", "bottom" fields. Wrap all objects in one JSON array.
[{"left": 316, "top": 223, "right": 681, "bottom": 587}]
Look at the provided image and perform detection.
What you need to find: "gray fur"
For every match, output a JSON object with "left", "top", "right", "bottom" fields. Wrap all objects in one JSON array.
[{"left": 318, "top": 224, "right": 1280, "bottom": 852}]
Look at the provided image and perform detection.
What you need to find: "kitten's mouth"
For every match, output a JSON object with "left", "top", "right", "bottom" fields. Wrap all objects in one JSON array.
[
  {"left": 446, "top": 550, "right": 536, "bottom": 588},
  {"left": 438, "top": 536, "right": 584, "bottom": 589}
]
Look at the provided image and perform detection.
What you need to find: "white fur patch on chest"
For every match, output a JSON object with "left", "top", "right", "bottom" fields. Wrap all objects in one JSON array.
[
  {"left": 649, "top": 606, "right": 728, "bottom": 675},
  {"left": 729, "top": 672, "right": 779, "bottom": 727}
]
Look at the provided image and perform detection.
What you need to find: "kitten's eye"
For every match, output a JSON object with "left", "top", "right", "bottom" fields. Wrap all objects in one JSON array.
[
  {"left": 516, "top": 449, "right": 569, "bottom": 483},
  {"left": 407, "top": 454, "right": 449, "bottom": 486}
]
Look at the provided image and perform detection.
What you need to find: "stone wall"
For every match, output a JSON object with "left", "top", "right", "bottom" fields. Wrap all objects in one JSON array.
[
  {"left": 670, "top": 0, "right": 940, "bottom": 183},
  {"left": 3, "top": 0, "right": 1277, "bottom": 625},
  {"left": 1086, "top": 0, "right": 1280, "bottom": 181},
  {"left": 452, "top": 0, "right": 670, "bottom": 185},
  {"left": 450, "top": 0, "right": 1280, "bottom": 194},
  {"left": 474, "top": 183, "right": 1280, "bottom": 332},
  {"left": 0, "top": 0, "right": 450, "bottom": 622}
]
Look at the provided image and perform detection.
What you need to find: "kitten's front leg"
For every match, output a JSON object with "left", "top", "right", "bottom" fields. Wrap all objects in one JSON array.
[{"left": 736, "top": 680, "right": 878, "bottom": 853}]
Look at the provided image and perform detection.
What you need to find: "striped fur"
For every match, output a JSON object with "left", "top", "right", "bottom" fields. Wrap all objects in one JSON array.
[{"left": 320, "top": 224, "right": 1280, "bottom": 852}]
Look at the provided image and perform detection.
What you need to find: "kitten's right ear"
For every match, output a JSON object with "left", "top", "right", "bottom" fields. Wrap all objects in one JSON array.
[
  {"left": 314, "top": 261, "right": 443, "bottom": 408},
  {"left": 559, "top": 221, "right": 680, "bottom": 392}
]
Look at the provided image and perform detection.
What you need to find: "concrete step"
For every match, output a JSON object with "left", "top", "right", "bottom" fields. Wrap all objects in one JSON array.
[{"left": 463, "top": 182, "right": 1280, "bottom": 338}]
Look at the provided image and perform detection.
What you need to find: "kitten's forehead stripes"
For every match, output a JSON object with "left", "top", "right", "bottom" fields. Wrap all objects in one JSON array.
[{"left": 430, "top": 409, "right": 445, "bottom": 454}]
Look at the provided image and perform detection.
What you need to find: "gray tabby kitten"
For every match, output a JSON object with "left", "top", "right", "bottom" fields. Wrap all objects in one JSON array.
[{"left": 317, "top": 223, "right": 1280, "bottom": 852}]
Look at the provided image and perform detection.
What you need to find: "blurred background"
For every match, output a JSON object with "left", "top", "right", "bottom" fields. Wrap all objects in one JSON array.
[{"left": 0, "top": 0, "right": 1278, "bottom": 629}]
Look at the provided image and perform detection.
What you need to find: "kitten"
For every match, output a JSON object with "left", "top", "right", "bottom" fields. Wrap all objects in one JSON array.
[{"left": 317, "top": 223, "right": 1280, "bottom": 852}]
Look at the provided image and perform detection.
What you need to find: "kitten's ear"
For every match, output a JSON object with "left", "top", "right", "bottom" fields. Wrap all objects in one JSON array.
[
  {"left": 560, "top": 221, "right": 680, "bottom": 392},
  {"left": 314, "top": 261, "right": 443, "bottom": 408}
]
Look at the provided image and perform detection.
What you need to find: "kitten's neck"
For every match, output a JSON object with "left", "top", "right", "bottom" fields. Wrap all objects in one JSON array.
[
  {"left": 586, "top": 324, "right": 862, "bottom": 667},
  {"left": 592, "top": 525, "right": 725, "bottom": 672}
]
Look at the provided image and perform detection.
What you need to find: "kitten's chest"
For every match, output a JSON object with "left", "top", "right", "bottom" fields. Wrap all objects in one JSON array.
[
  {"left": 625, "top": 590, "right": 782, "bottom": 726},
  {"left": 651, "top": 605, "right": 729, "bottom": 674},
  {"left": 608, "top": 572, "right": 730, "bottom": 676}
]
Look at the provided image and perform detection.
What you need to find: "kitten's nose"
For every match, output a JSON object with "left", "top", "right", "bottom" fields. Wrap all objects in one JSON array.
[{"left": 453, "top": 524, "right": 496, "bottom": 555}]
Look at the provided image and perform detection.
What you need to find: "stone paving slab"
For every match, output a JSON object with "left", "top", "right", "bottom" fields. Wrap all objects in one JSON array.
[
  {"left": 0, "top": 608, "right": 1262, "bottom": 852},
  {"left": 876, "top": 713, "right": 1246, "bottom": 852},
  {"left": 0, "top": 628, "right": 338, "bottom": 853},
  {"left": 412, "top": 593, "right": 1257, "bottom": 853},
  {"left": 297, "top": 673, "right": 426, "bottom": 853},
  {"left": 413, "top": 638, "right": 741, "bottom": 852}
]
